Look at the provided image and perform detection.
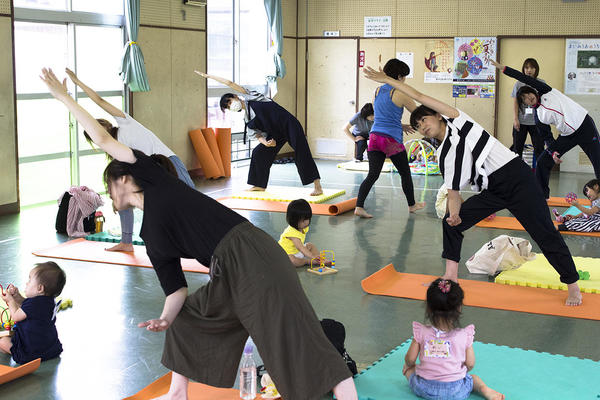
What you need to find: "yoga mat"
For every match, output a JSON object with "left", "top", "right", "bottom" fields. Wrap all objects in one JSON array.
[
  {"left": 337, "top": 160, "right": 394, "bottom": 172},
  {"left": 189, "top": 129, "right": 223, "bottom": 179},
  {"left": 201, "top": 128, "right": 225, "bottom": 177},
  {"left": 475, "top": 215, "right": 600, "bottom": 237},
  {"left": 33, "top": 239, "right": 208, "bottom": 273},
  {"left": 123, "top": 372, "right": 270, "bottom": 400},
  {"left": 230, "top": 186, "right": 345, "bottom": 204},
  {"left": 218, "top": 197, "right": 357, "bottom": 216},
  {"left": 361, "top": 264, "right": 600, "bottom": 320},
  {"left": 215, "top": 127, "right": 231, "bottom": 177},
  {"left": 0, "top": 358, "right": 41, "bottom": 385},
  {"left": 496, "top": 256, "right": 600, "bottom": 293},
  {"left": 86, "top": 231, "right": 145, "bottom": 246},
  {"left": 561, "top": 205, "right": 590, "bottom": 217},
  {"left": 547, "top": 196, "right": 590, "bottom": 207},
  {"left": 354, "top": 339, "right": 600, "bottom": 400}
]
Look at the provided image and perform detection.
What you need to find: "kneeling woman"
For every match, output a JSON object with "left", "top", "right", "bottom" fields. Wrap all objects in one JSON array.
[{"left": 363, "top": 66, "right": 582, "bottom": 306}]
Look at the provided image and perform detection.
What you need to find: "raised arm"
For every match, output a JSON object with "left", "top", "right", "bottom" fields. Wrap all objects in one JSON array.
[
  {"left": 490, "top": 60, "right": 552, "bottom": 95},
  {"left": 194, "top": 71, "right": 247, "bottom": 94},
  {"left": 41, "top": 68, "right": 135, "bottom": 163},
  {"left": 363, "top": 66, "right": 459, "bottom": 118},
  {"left": 65, "top": 68, "right": 126, "bottom": 118}
]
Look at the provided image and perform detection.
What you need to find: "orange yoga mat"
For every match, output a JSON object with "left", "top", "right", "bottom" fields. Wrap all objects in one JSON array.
[
  {"left": 361, "top": 264, "right": 600, "bottom": 320},
  {"left": 123, "top": 372, "right": 270, "bottom": 400},
  {"left": 547, "top": 196, "right": 590, "bottom": 207},
  {"left": 215, "top": 127, "right": 232, "bottom": 177},
  {"left": 218, "top": 197, "right": 357, "bottom": 216},
  {"left": 189, "top": 129, "right": 223, "bottom": 179},
  {"left": 201, "top": 128, "right": 225, "bottom": 177},
  {"left": 33, "top": 239, "right": 209, "bottom": 273},
  {"left": 475, "top": 215, "right": 600, "bottom": 238},
  {"left": 0, "top": 358, "right": 40, "bottom": 385}
]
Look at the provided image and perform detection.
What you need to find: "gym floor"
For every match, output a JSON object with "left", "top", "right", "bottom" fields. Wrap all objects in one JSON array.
[{"left": 0, "top": 160, "right": 597, "bottom": 399}]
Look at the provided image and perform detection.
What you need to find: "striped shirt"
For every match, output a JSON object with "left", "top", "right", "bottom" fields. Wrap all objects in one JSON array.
[{"left": 437, "top": 110, "right": 516, "bottom": 192}]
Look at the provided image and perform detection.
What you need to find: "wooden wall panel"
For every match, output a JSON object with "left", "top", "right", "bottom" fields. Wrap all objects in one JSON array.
[{"left": 0, "top": 16, "right": 17, "bottom": 205}]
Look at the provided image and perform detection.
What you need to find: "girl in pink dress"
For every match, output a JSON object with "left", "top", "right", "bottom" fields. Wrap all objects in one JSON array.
[{"left": 403, "top": 279, "right": 504, "bottom": 400}]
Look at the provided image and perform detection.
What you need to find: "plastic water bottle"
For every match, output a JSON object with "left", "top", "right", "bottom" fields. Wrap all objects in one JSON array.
[{"left": 239, "top": 343, "right": 257, "bottom": 399}]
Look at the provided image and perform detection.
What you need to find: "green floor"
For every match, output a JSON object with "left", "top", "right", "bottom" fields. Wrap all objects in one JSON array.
[{"left": 0, "top": 160, "right": 597, "bottom": 399}]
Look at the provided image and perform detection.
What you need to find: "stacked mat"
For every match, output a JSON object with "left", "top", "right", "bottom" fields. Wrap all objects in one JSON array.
[{"left": 189, "top": 127, "right": 231, "bottom": 179}]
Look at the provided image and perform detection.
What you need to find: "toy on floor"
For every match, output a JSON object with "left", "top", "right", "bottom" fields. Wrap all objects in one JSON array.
[
  {"left": 484, "top": 213, "right": 496, "bottom": 221},
  {"left": 0, "top": 285, "right": 15, "bottom": 332},
  {"left": 565, "top": 192, "right": 577, "bottom": 204},
  {"left": 578, "top": 270, "right": 590, "bottom": 280},
  {"left": 260, "top": 373, "right": 281, "bottom": 399},
  {"left": 57, "top": 298, "right": 73, "bottom": 311},
  {"left": 308, "top": 250, "right": 338, "bottom": 275},
  {"left": 405, "top": 139, "right": 441, "bottom": 176}
]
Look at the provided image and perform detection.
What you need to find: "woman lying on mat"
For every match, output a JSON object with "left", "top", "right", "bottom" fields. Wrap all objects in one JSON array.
[
  {"left": 363, "top": 65, "right": 582, "bottom": 306},
  {"left": 195, "top": 71, "right": 324, "bottom": 196},
  {"left": 65, "top": 68, "right": 195, "bottom": 253},
  {"left": 41, "top": 68, "right": 357, "bottom": 400}
]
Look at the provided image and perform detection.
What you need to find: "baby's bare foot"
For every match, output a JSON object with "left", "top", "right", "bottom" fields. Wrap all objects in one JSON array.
[
  {"left": 354, "top": 207, "right": 373, "bottom": 218},
  {"left": 105, "top": 243, "right": 134, "bottom": 252},
  {"left": 481, "top": 386, "right": 505, "bottom": 400},
  {"left": 408, "top": 202, "right": 426, "bottom": 213}
]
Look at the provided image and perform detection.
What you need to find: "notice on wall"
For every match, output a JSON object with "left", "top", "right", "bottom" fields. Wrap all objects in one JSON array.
[
  {"left": 364, "top": 16, "right": 392, "bottom": 37},
  {"left": 565, "top": 39, "right": 600, "bottom": 95},
  {"left": 424, "top": 40, "right": 453, "bottom": 83},
  {"left": 396, "top": 52, "right": 414, "bottom": 78},
  {"left": 453, "top": 37, "right": 497, "bottom": 98}
]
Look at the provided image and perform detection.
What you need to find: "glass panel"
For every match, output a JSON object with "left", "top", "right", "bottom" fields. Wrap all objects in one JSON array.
[
  {"left": 76, "top": 25, "right": 124, "bottom": 92},
  {"left": 72, "top": 0, "right": 124, "bottom": 15},
  {"left": 77, "top": 96, "right": 124, "bottom": 150},
  {"left": 14, "top": 0, "right": 67, "bottom": 11},
  {"left": 239, "top": 0, "right": 268, "bottom": 85},
  {"left": 14, "top": 22, "right": 68, "bottom": 94},
  {"left": 207, "top": 0, "right": 233, "bottom": 86},
  {"left": 17, "top": 99, "right": 70, "bottom": 157},
  {"left": 19, "top": 157, "right": 71, "bottom": 206},
  {"left": 79, "top": 153, "right": 109, "bottom": 194}
]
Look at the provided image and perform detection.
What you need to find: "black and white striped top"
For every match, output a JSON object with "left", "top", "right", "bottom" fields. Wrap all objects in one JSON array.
[{"left": 437, "top": 110, "right": 516, "bottom": 192}]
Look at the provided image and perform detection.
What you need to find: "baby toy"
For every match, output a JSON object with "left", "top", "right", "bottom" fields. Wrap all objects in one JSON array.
[
  {"left": 578, "top": 270, "right": 590, "bottom": 281},
  {"left": 565, "top": 192, "right": 577, "bottom": 204},
  {"left": 484, "top": 213, "right": 496, "bottom": 222},
  {"left": 308, "top": 250, "right": 338, "bottom": 275}
]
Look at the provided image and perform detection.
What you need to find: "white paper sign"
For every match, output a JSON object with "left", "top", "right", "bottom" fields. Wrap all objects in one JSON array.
[
  {"left": 396, "top": 52, "right": 414, "bottom": 78},
  {"left": 565, "top": 38, "right": 600, "bottom": 95},
  {"left": 364, "top": 16, "right": 391, "bottom": 37}
]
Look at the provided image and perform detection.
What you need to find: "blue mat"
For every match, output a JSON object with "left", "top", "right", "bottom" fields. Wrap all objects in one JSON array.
[
  {"left": 355, "top": 339, "right": 600, "bottom": 399},
  {"left": 562, "top": 205, "right": 590, "bottom": 217}
]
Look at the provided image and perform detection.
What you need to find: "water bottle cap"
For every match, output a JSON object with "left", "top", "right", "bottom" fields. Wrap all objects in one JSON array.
[{"left": 244, "top": 344, "right": 254, "bottom": 354}]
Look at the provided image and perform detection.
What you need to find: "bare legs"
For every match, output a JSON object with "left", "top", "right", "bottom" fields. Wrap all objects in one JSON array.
[
  {"left": 0, "top": 337, "right": 12, "bottom": 355},
  {"left": 310, "top": 179, "right": 323, "bottom": 196},
  {"left": 472, "top": 374, "right": 505, "bottom": 400},
  {"left": 332, "top": 376, "right": 358, "bottom": 400},
  {"left": 288, "top": 243, "right": 320, "bottom": 267}
]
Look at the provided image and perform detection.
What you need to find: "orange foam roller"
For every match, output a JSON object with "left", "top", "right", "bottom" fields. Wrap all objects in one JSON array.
[
  {"left": 189, "top": 129, "right": 222, "bottom": 179},
  {"left": 201, "top": 128, "right": 225, "bottom": 177},
  {"left": 215, "top": 127, "right": 232, "bottom": 177}
]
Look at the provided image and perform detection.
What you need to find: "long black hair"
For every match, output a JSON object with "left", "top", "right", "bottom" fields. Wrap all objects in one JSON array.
[
  {"left": 286, "top": 199, "right": 312, "bottom": 231},
  {"left": 103, "top": 152, "right": 177, "bottom": 189},
  {"left": 584, "top": 178, "right": 600, "bottom": 198},
  {"left": 360, "top": 103, "right": 374, "bottom": 119},
  {"left": 425, "top": 278, "right": 464, "bottom": 331}
]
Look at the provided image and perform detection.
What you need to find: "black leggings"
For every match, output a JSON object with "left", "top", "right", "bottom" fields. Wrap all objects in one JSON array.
[
  {"left": 356, "top": 150, "right": 415, "bottom": 208},
  {"left": 512, "top": 124, "right": 544, "bottom": 162}
]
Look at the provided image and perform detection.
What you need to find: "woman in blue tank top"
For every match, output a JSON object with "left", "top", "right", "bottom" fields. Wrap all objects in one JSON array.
[{"left": 355, "top": 59, "right": 426, "bottom": 218}]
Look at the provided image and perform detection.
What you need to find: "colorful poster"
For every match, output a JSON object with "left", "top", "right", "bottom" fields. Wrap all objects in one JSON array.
[
  {"left": 396, "top": 52, "right": 414, "bottom": 78},
  {"left": 364, "top": 16, "right": 392, "bottom": 37},
  {"left": 565, "top": 39, "right": 600, "bottom": 95},
  {"left": 453, "top": 37, "right": 497, "bottom": 83},
  {"left": 452, "top": 84, "right": 495, "bottom": 98},
  {"left": 424, "top": 40, "right": 453, "bottom": 83}
]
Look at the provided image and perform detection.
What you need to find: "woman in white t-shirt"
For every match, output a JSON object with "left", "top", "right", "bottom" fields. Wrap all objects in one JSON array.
[{"left": 66, "top": 69, "right": 195, "bottom": 252}]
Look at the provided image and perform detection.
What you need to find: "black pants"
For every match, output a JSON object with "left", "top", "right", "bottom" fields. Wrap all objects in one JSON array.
[
  {"left": 354, "top": 136, "right": 368, "bottom": 160},
  {"left": 247, "top": 121, "right": 320, "bottom": 188},
  {"left": 535, "top": 114, "right": 600, "bottom": 198},
  {"left": 512, "top": 124, "right": 544, "bottom": 164},
  {"left": 442, "top": 157, "right": 579, "bottom": 284},
  {"left": 356, "top": 150, "right": 415, "bottom": 208}
]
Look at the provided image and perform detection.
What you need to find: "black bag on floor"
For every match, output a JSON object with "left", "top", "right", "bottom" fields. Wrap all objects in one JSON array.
[
  {"left": 55, "top": 192, "right": 96, "bottom": 234},
  {"left": 320, "top": 318, "right": 358, "bottom": 375}
]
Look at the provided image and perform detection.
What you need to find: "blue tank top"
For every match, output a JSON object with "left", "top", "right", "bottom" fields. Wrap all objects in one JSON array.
[{"left": 371, "top": 84, "right": 404, "bottom": 143}]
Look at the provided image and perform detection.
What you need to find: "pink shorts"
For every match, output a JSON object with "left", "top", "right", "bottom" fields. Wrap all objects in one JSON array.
[{"left": 367, "top": 132, "right": 406, "bottom": 157}]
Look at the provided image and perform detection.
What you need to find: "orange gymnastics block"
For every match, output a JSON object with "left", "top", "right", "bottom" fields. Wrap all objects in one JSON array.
[
  {"left": 547, "top": 196, "right": 590, "bottom": 208},
  {"left": 189, "top": 129, "right": 223, "bottom": 179},
  {"left": 361, "top": 264, "right": 600, "bottom": 320},
  {"left": 217, "top": 197, "right": 357, "bottom": 216},
  {"left": 201, "top": 128, "right": 225, "bottom": 177},
  {"left": 0, "top": 358, "right": 40, "bottom": 385},
  {"left": 215, "top": 127, "right": 232, "bottom": 177}
]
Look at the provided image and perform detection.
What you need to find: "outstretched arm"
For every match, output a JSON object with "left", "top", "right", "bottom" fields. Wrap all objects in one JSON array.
[
  {"left": 41, "top": 68, "right": 135, "bottom": 163},
  {"left": 490, "top": 60, "right": 552, "bottom": 95},
  {"left": 194, "top": 71, "right": 247, "bottom": 94},
  {"left": 65, "top": 68, "right": 126, "bottom": 118},
  {"left": 363, "top": 66, "right": 459, "bottom": 118}
]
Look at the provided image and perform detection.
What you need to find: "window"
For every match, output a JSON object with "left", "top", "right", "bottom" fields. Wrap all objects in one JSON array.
[
  {"left": 207, "top": 0, "right": 269, "bottom": 162},
  {"left": 14, "top": 3, "right": 125, "bottom": 206}
]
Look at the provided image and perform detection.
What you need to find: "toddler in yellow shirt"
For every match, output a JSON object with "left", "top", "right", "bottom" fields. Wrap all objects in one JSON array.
[{"left": 278, "top": 199, "right": 322, "bottom": 267}]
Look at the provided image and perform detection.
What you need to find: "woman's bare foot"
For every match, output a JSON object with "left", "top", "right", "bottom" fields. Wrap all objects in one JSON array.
[
  {"left": 566, "top": 283, "right": 583, "bottom": 306},
  {"left": 354, "top": 207, "right": 373, "bottom": 218},
  {"left": 480, "top": 386, "right": 505, "bottom": 400},
  {"left": 310, "top": 179, "right": 323, "bottom": 196},
  {"left": 248, "top": 186, "right": 266, "bottom": 191},
  {"left": 105, "top": 242, "right": 134, "bottom": 252},
  {"left": 408, "top": 202, "right": 426, "bottom": 213}
]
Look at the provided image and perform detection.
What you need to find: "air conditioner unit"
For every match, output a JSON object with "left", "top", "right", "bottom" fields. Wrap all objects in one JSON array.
[{"left": 183, "top": 0, "right": 206, "bottom": 6}]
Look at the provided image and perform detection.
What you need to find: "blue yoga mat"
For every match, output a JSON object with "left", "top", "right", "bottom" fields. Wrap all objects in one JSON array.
[
  {"left": 562, "top": 205, "right": 590, "bottom": 217},
  {"left": 355, "top": 339, "right": 600, "bottom": 399}
]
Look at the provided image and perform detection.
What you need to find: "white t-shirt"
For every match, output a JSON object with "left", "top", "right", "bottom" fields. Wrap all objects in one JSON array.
[{"left": 113, "top": 113, "right": 175, "bottom": 157}]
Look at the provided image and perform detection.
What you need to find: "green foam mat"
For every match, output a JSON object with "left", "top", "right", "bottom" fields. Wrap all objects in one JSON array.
[
  {"left": 355, "top": 339, "right": 600, "bottom": 399},
  {"left": 85, "top": 231, "right": 145, "bottom": 246}
]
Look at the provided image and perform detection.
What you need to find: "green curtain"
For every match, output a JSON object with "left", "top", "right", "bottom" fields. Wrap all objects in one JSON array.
[
  {"left": 263, "top": 0, "right": 286, "bottom": 94},
  {"left": 120, "top": 0, "right": 150, "bottom": 92}
]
